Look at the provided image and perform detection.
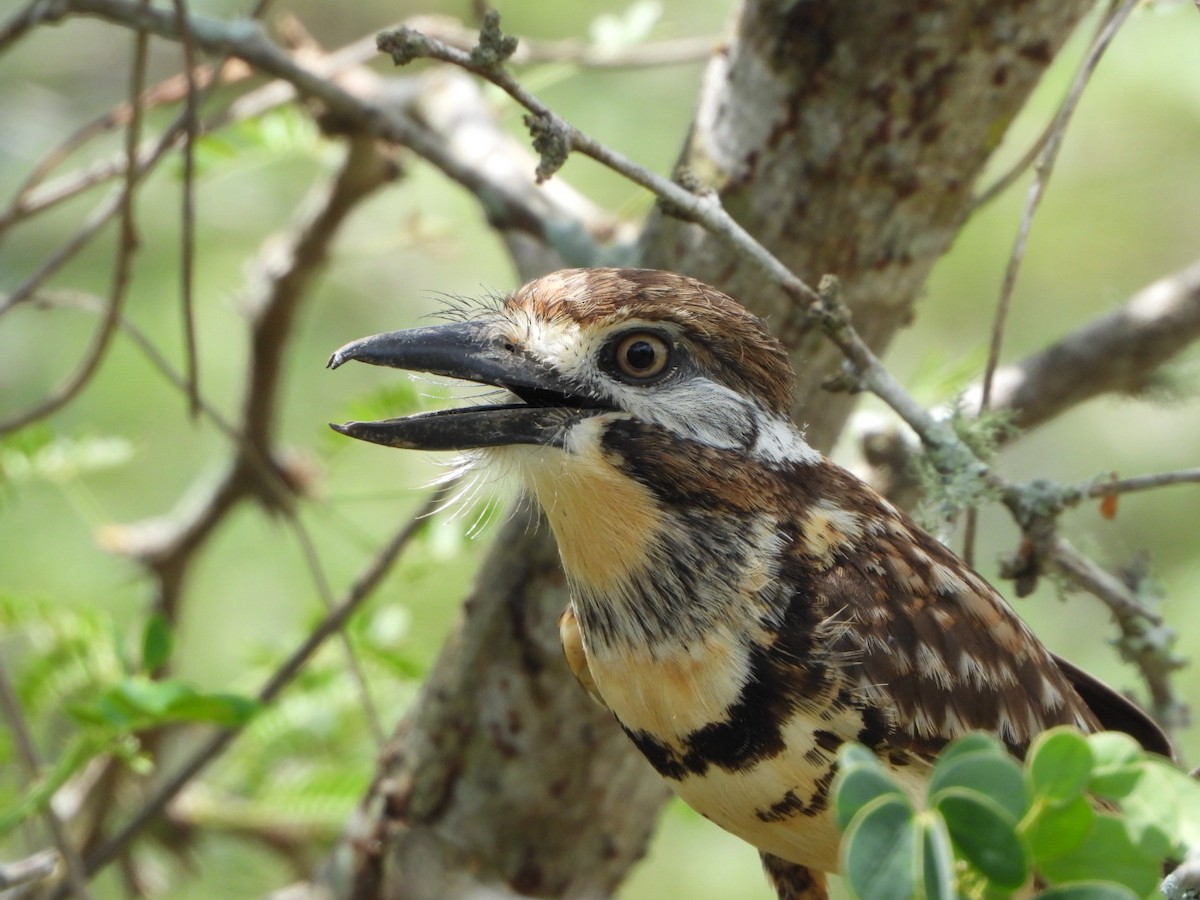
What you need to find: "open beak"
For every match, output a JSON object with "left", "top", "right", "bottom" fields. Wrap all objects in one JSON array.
[{"left": 327, "top": 321, "right": 607, "bottom": 451}]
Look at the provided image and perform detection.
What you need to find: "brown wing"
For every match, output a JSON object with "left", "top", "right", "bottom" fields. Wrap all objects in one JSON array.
[
  {"left": 1051, "top": 653, "right": 1174, "bottom": 759},
  {"left": 798, "top": 495, "right": 1103, "bottom": 759}
]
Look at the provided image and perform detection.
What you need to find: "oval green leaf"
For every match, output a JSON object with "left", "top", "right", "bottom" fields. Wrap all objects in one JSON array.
[
  {"left": 837, "top": 763, "right": 907, "bottom": 831},
  {"left": 1086, "top": 732, "right": 1144, "bottom": 800},
  {"left": 1038, "top": 814, "right": 1161, "bottom": 897},
  {"left": 842, "top": 795, "right": 919, "bottom": 900},
  {"left": 141, "top": 612, "right": 173, "bottom": 672},
  {"left": 929, "top": 751, "right": 1028, "bottom": 821},
  {"left": 935, "top": 787, "right": 1028, "bottom": 889},
  {"left": 938, "top": 732, "right": 1007, "bottom": 764},
  {"left": 1029, "top": 728, "right": 1094, "bottom": 805},
  {"left": 1024, "top": 795, "right": 1094, "bottom": 865}
]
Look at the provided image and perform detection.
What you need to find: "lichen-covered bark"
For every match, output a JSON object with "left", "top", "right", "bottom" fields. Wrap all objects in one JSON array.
[{"left": 330, "top": 2, "right": 1093, "bottom": 897}]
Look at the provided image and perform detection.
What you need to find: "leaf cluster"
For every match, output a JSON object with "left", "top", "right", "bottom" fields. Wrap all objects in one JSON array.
[{"left": 836, "top": 728, "right": 1200, "bottom": 900}]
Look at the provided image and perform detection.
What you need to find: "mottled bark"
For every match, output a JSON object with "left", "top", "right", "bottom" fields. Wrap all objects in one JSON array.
[
  {"left": 329, "top": 2, "right": 1094, "bottom": 898},
  {"left": 642, "top": 0, "right": 1093, "bottom": 445}
]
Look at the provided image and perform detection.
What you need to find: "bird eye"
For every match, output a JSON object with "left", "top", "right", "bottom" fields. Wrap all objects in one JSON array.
[{"left": 611, "top": 331, "right": 671, "bottom": 381}]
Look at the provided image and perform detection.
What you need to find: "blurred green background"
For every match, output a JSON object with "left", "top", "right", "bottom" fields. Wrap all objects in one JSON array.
[{"left": 2, "top": 1, "right": 1199, "bottom": 897}]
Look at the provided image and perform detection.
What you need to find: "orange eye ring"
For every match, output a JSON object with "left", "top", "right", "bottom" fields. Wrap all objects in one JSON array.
[{"left": 613, "top": 332, "right": 671, "bottom": 381}]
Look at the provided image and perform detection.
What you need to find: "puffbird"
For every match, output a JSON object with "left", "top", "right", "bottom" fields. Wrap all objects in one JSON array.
[{"left": 328, "top": 268, "right": 1170, "bottom": 899}]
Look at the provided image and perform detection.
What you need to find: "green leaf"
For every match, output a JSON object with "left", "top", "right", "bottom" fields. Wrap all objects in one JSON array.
[
  {"left": 836, "top": 757, "right": 907, "bottom": 831},
  {"left": 1087, "top": 732, "right": 1145, "bottom": 800},
  {"left": 1034, "top": 883, "right": 1139, "bottom": 900},
  {"left": 1024, "top": 795, "right": 1094, "bottom": 864},
  {"left": 95, "top": 677, "right": 193, "bottom": 727},
  {"left": 842, "top": 795, "right": 919, "bottom": 900},
  {"left": 1039, "top": 814, "right": 1162, "bottom": 897},
  {"left": 937, "top": 732, "right": 1007, "bottom": 764},
  {"left": 918, "top": 812, "right": 956, "bottom": 900},
  {"left": 929, "top": 750, "right": 1028, "bottom": 821},
  {"left": 1028, "top": 728, "right": 1094, "bottom": 806},
  {"left": 1114, "top": 757, "right": 1199, "bottom": 857},
  {"left": 935, "top": 787, "right": 1028, "bottom": 889},
  {"left": 163, "top": 692, "right": 260, "bottom": 727},
  {"left": 141, "top": 613, "right": 173, "bottom": 672}
]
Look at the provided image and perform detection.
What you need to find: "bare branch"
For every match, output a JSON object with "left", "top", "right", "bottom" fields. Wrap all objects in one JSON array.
[
  {"left": 170, "top": 0, "right": 201, "bottom": 417},
  {"left": 401, "top": 14, "right": 716, "bottom": 69},
  {"left": 1078, "top": 469, "right": 1200, "bottom": 500},
  {"left": 0, "top": 660, "right": 94, "bottom": 898},
  {"left": 0, "top": 848, "right": 59, "bottom": 891},
  {"left": 0, "top": 0, "right": 57, "bottom": 55},
  {"left": 0, "top": 3, "right": 151, "bottom": 436},
  {"left": 864, "top": 257, "right": 1200, "bottom": 508}
]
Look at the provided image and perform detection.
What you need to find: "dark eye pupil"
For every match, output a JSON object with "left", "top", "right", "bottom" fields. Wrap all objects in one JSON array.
[{"left": 624, "top": 340, "right": 657, "bottom": 371}]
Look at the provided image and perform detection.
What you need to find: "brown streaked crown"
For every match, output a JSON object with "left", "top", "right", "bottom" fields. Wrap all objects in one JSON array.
[{"left": 508, "top": 268, "right": 796, "bottom": 415}]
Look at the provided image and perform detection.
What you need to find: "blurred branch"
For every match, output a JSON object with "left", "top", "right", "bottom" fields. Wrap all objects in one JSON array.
[
  {"left": 52, "top": 483, "right": 452, "bottom": 898},
  {"left": 0, "top": 848, "right": 59, "bottom": 891},
  {"left": 399, "top": 13, "right": 716, "bottom": 69},
  {"left": 0, "top": 0, "right": 56, "bottom": 54},
  {"left": 169, "top": 0, "right": 201, "bottom": 416},
  {"left": 0, "top": 60, "right": 242, "bottom": 237},
  {"left": 0, "top": 4, "right": 149, "bottom": 437},
  {"left": 1076, "top": 469, "right": 1200, "bottom": 500},
  {"left": 0, "top": 659, "right": 94, "bottom": 898},
  {"left": 16, "top": 129, "right": 398, "bottom": 885},
  {"left": 103, "top": 136, "right": 398, "bottom": 618}
]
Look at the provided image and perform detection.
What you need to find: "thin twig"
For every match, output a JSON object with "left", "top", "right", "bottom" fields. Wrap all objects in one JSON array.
[
  {"left": 170, "top": 0, "right": 201, "bottom": 417},
  {"left": 1047, "top": 535, "right": 1184, "bottom": 728},
  {"left": 965, "top": 0, "right": 1139, "bottom": 564},
  {"left": 0, "top": 0, "right": 57, "bottom": 55},
  {"left": 0, "top": 659, "right": 95, "bottom": 899},
  {"left": 398, "top": 15, "right": 715, "bottom": 70},
  {"left": 978, "top": 0, "right": 1139, "bottom": 413},
  {"left": 0, "top": 62, "right": 227, "bottom": 232},
  {"left": 287, "top": 519, "right": 387, "bottom": 746},
  {"left": 0, "top": 30, "right": 385, "bottom": 236},
  {"left": 0, "top": 3, "right": 150, "bottom": 436},
  {"left": 1076, "top": 468, "right": 1200, "bottom": 501},
  {"left": 0, "top": 849, "right": 60, "bottom": 891}
]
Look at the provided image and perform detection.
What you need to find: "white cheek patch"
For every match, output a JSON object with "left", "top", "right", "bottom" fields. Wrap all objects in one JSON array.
[
  {"left": 613, "top": 377, "right": 756, "bottom": 450},
  {"left": 753, "top": 416, "right": 822, "bottom": 464}
]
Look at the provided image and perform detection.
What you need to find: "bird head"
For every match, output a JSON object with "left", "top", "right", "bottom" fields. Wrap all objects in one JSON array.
[
  {"left": 328, "top": 267, "right": 809, "bottom": 464},
  {"left": 329, "top": 268, "right": 821, "bottom": 602}
]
